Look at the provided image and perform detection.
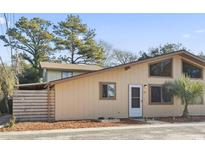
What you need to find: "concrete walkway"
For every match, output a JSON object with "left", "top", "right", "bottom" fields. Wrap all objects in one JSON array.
[{"left": 1, "top": 122, "right": 205, "bottom": 139}]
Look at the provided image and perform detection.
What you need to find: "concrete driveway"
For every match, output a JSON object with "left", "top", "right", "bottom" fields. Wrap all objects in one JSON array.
[{"left": 1, "top": 122, "right": 205, "bottom": 139}]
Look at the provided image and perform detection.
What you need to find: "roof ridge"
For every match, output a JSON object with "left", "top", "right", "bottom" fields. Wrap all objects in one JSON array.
[
  {"left": 49, "top": 50, "right": 202, "bottom": 86},
  {"left": 40, "top": 61, "right": 101, "bottom": 66}
]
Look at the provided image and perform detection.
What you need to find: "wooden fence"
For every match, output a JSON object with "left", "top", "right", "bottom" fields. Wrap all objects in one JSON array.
[{"left": 13, "top": 90, "right": 55, "bottom": 121}]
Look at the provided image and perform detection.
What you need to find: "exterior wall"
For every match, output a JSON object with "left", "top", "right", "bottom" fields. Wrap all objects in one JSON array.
[
  {"left": 55, "top": 55, "right": 205, "bottom": 120},
  {"left": 46, "top": 70, "right": 88, "bottom": 82}
]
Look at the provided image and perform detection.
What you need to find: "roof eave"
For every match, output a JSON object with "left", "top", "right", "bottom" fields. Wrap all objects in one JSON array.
[{"left": 48, "top": 50, "right": 205, "bottom": 86}]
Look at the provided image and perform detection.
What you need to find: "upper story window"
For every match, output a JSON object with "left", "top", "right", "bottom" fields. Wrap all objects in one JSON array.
[
  {"left": 182, "top": 61, "right": 202, "bottom": 79},
  {"left": 99, "top": 82, "right": 116, "bottom": 100},
  {"left": 61, "top": 71, "right": 73, "bottom": 78},
  {"left": 149, "top": 59, "right": 172, "bottom": 77}
]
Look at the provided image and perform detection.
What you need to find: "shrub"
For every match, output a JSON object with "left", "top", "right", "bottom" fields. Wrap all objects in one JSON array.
[
  {"left": 4, "top": 116, "right": 16, "bottom": 128},
  {"left": 164, "top": 75, "right": 205, "bottom": 117}
]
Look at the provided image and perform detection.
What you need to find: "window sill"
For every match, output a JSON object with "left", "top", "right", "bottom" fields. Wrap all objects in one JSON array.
[
  {"left": 149, "top": 102, "right": 174, "bottom": 105},
  {"left": 149, "top": 76, "right": 173, "bottom": 79},
  {"left": 99, "top": 98, "right": 116, "bottom": 100}
]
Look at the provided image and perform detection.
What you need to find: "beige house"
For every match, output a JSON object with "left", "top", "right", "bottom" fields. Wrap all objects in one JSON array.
[
  {"left": 40, "top": 62, "right": 103, "bottom": 82},
  {"left": 46, "top": 50, "right": 205, "bottom": 121},
  {"left": 13, "top": 50, "right": 205, "bottom": 121}
]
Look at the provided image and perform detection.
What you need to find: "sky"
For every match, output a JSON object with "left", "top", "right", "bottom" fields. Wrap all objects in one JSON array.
[{"left": 0, "top": 13, "right": 205, "bottom": 63}]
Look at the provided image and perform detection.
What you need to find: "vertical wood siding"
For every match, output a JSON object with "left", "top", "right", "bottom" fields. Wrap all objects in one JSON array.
[{"left": 55, "top": 55, "right": 205, "bottom": 120}]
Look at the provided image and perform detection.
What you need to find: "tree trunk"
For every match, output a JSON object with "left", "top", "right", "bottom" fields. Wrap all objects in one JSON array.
[
  {"left": 182, "top": 99, "right": 189, "bottom": 118},
  {"left": 71, "top": 46, "right": 75, "bottom": 64}
]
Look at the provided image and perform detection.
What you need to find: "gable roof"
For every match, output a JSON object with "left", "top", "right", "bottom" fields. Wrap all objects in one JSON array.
[
  {"left": 40, "top": 62, "right": 103, "bottom": 71},
  {"left": 48, "top": 50, "right": 205, "bottom": 87}
]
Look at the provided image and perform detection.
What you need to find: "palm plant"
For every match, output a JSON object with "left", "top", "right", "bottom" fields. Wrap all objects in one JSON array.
[{"left": 164, "top": 75, "right": 205, "bottom": 117}]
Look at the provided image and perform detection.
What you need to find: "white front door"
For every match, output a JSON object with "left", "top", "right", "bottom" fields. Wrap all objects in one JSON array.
[{"left": 129, "top": 84, "right": 143, "bottom": 117}]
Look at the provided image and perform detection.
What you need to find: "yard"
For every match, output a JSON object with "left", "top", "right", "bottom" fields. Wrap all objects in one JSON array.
[
  {"left": 2, "top": 116, "right": 205, "bottom": 132},
  {"left": 0, "top": 119, "right": 145, "bottom": 132},
  {"left": 2, "top": 121, "right": 205, "bottom": 139},
  {"left": 158, "top": 116, "right": 205, "bottom": 123}
]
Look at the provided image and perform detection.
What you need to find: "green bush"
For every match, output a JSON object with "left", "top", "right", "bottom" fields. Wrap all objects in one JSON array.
[
  {"left": 0, "top": 65, "right": 15, "bottom": 114},
  {"left": 18, "top": 65, "right": 41, "bottom": 84}
]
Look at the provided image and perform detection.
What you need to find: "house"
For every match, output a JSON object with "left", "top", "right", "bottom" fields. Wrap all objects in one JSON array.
[
  {"left": 40, "top": 62, "right": 103, "bottom": 82},
  {"left": 13, "top": 50, "right": 205, "bottom": 121},
  {"left": 47, "top": 50, "right": 205, "bottom": 121}
]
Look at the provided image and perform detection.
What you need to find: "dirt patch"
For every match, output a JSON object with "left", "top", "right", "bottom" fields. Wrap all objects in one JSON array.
[
  {"left": 117, "top": 118, "right": 145, "bottom": 125},
  {"left": 158, "top": 116, "right": 205, "bottom": 123},
  {"left": 0, "top": 118, "right": 145, "bottom": 132}
]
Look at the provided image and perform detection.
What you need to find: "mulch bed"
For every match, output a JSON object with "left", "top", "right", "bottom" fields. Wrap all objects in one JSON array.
[
  {"left": 158, "top": 116, "right": 205, "bottom": 123},
  {"left": 118, "top": 118, "right": 145, "bottom": 125},
  {"left": 0, "top": 118, "right": 145, "bottom": 132}
]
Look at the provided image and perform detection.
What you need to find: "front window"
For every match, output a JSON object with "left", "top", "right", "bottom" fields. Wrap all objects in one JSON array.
[
  {"left": 149, "top": 59, "right": 172, "bottom": 77},
  {"left": 149, "top": 85, "right": 172, "bottom": 104},
  {"left": 182, "top": 61, "right": 202, "bottom": 79},
  {"left": 61, "top": 71, "right": 73, "bottom": 78},
  {"left": 100, "top": 82, "right": 116, "bottom": 100}
]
